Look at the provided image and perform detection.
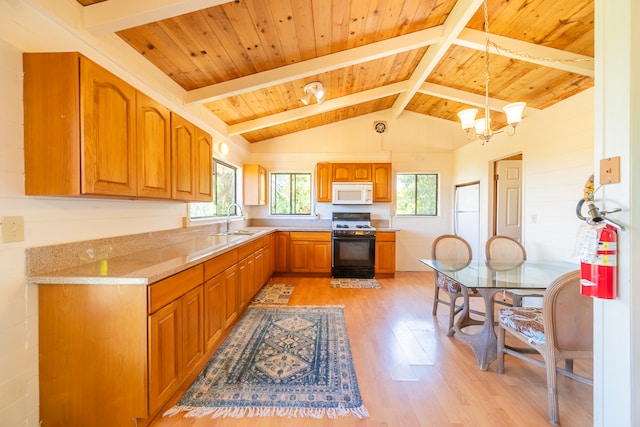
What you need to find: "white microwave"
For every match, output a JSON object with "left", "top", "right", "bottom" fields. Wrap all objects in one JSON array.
[{"left": 331, "top": 182, "right": 373, "bottom": 205}]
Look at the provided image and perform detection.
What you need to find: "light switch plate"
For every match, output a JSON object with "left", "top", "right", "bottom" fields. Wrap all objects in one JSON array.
[
  {"left": 600, "top": 156, "right": 621, "bottom": 184},
  {"left": 2, "top": 216, "right": 25, "bottom": 243}
]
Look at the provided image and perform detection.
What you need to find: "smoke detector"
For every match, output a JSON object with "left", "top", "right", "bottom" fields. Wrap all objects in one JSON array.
[{"left": 374, "top": 121, "right": 388, "bottom": 134}]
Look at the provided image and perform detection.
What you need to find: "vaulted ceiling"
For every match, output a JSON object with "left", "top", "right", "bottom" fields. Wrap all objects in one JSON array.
[{"left": 75, "top": 0, "right": 594, "bottom": 143}]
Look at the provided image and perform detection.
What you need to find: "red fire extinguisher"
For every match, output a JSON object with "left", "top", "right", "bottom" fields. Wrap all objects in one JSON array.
[{"left": 580, "top": 223, "right": 617, "bottom": 299}]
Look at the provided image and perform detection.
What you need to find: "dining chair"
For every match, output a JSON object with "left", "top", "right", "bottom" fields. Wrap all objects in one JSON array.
[
  {"left": 431, "top": 234, "right": 483, "bottom": 336},
  {"left": 485, "top": 235, "right": 541, "bottom": 307},
  {"left": 497, "top": 270, "right": 592, "bottom": 426}
]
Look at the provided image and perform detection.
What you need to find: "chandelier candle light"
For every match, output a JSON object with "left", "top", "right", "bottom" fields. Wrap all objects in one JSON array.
[{"left": 457, "top": 0, "right": 526, "bottom": 144}]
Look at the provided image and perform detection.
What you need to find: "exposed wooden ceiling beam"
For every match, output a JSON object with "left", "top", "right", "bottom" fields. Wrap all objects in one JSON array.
[
  {"left": 390, "top": 0, "right": 484, "bottom": 119},
  {"left": 418, "top": 82, "right": 541, "bottom": 112},
  {"left": 83, "top": 0, "right": 235, "bottom": 35},
  {"left": 227, "top": 81, "right": 409, "bottom": 136},
  {"left": 455, "top": 28, "right": 594, "bottom": 77},
  {"left": 185, "top": 26, "right": 443, "bottom": 104}
]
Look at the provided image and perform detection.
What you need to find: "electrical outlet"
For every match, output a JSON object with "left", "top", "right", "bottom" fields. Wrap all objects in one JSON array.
[{"left": 2, "top": 216, "right": 24, "bottom": 243}]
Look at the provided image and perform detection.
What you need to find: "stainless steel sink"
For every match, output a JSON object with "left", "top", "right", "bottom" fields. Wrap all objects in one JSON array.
[{"left": 210, "top": 229, "right": 258, "bottom": 237}]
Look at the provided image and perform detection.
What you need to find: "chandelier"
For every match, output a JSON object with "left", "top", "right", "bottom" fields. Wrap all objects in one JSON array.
[{"left": 457, "top": 0, "right": 526, "bottom": 144}]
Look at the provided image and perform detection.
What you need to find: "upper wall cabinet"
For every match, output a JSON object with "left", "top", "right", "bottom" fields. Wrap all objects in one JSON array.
[
  {"left": 137, "top": 93, "right": 172, "bottom": 199},
  {"left": 171, "top": 114, "right": 213, "bottom": 202},
  {"left": 372, "top": 163, "right": 392, "bottom": 202},
  {"left": 332, "top": 163, "right": 372, "bottom": 182},
  {"left": 316, "top": 162, "right": 391, "bottom": 203},
  {"left": 23, "top": 52, "right": 212, "bottom": 202},
  {"left": 243, "top": 164, "right": 267, "bottom": 205},
  {"left": 315, "top": 162, "right": 332, "bottom": 203}
]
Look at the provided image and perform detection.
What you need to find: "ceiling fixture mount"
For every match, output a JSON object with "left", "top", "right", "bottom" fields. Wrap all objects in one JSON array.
[
  {"left": 301, "top": 81, "right": 325, "bottom": 105},
  {"left": 458, "top": 0, "right": 526, "bottom": 145}
]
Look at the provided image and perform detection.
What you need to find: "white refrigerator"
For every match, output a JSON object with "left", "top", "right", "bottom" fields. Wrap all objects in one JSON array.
[{"left": 454, "top": 183, "right": 480, "bottom": 259}]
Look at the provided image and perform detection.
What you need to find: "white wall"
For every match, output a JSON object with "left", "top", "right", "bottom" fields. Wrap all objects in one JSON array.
[
  {"left": 453, "top": 89, "right": 594, "bottom": 261},
  {"left": 249, "top": 110, "right": 459, "bottom": 271}
]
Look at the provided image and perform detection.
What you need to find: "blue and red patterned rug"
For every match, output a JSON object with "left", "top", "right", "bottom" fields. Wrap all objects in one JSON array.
[{"left": 164, "top": 305, "right": 368, "bottom": 420}]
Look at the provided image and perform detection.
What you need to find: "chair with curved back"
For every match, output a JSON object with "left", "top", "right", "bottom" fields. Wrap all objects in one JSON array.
[
  {"left": 431, "top": 234, "right": 483, "bottom": 336},
  {"left": 486, "top": 235, "right": 540, "bottom": 306},
  {"left": 497, "top": 270, "right": 593, "bottom": 426}
]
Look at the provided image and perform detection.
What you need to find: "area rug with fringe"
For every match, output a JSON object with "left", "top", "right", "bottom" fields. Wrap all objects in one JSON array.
[
  {"left": 163, "top": 305, "right": 369, "bottom": 420},
  {"left": 330, "top": 278, "right": 381, "bottom": 289},
  {"left": 251, "top": 283, "right": 294, "bottom": 304}
]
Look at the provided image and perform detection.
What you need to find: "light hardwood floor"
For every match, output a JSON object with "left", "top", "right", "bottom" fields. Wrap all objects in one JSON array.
[{"left": 151, "top": 271, "right": 593, "bottom": 427}]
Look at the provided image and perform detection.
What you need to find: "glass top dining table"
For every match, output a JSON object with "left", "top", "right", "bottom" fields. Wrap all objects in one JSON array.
[{"left": 419, "top": 258, "right": 579, "bottom": 370}]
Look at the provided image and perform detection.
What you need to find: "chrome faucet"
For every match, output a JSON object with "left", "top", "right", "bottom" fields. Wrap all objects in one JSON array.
[{"left": 226, "top": 203, "right": 243, "bottom": 234}]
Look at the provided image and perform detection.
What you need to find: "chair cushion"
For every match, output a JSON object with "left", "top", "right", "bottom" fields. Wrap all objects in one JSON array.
[
  {"left": 436, "top": 273, "right": 478, "bottom": 295},
  {"left": 498, "top": 307, "right": 545, "bottom": 345},
  {"left": 436, "top": 273, "right": 462, "bottom": 293}
]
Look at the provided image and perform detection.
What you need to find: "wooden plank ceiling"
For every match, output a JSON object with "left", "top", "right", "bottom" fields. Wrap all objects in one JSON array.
[{"left": 78, "top": 0, "right": 594, "bottom": 143}]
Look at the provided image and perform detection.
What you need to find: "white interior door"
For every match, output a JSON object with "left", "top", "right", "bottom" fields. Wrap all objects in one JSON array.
[
  {"left": 496, "top": 160, "right": 522, "bottom": 241},
  {"left": 454, "top": 183, "right": 480, "bottom": 259}
]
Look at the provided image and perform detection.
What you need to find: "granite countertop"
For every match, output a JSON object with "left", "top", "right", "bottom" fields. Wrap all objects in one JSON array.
[
  {"left": 27, "top": 225, "right": 399, "bottom": 286},
  {"left": 28, "top": 228, "right": 277, "bottom": 286}
]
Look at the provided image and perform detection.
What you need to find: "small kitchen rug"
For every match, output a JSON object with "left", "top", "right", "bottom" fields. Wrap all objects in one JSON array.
[
  {"left": 330, "top": 278, "right": 381, "bottom": 289},
  {"left": 163, "top": 305, "right": 369, "bottom": 420},
  {"left": 251, "top": 283, "right": 294, "bottom": 305}
]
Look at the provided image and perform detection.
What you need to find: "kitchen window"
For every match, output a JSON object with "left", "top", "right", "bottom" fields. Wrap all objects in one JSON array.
[
  {"left": 189, "top": 159, "right": 237, "bottom": 219},
  {"left": 270, "top": 173, "right": 311, "bottom": 215},
  {"left": 396, "top": 173, "right": 438, "bottom": 216}
]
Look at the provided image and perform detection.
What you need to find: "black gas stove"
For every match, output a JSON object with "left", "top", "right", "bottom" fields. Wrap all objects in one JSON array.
[{"left": 331, "top": 212, "right": 376, "bottom": 278}]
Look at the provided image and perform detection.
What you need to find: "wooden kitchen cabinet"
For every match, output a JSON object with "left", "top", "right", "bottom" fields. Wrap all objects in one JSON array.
[
  {"left": 148, "top": 265, "right": 204, "bottom": 415},
  {"left": 316, "top": 162, "right": 332, "bottom": 202},
  {"left": 290, "top": 232, "right": 332, "bottom": 273},
  {"left": 375, "top": 231, "right": 396, "bottom": 276},
  {"left": 171, "top": 113, "right": 213, "bottom": 201},
  {"left": 332, "top": 163, "right": 372, "bottom": 182},
  {"left": 24, "top": 52, "right": 137, "bottom": 197},
  {"left": 373, "top": 163, "right": 392, "bottom": 202},
  {"left": 274, "top": 231, "right": 290, "bottom": 272},
  {"left": 137, "top": 93, "right": 172, "bottom": 198},
  {"left": 24, "top": 52, "right": 212, "bottom": 201},
  {"left": 244, "top": 164, "right": 267, "bottom": 205}
]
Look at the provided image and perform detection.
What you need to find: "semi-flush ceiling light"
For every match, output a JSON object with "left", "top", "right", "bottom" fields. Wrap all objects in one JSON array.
[
  {"left": 458, "top": 0, "right": 525, "bottom": 145},
  {"left": 301, "top": 81, "right": 325, "bottom": 105}
]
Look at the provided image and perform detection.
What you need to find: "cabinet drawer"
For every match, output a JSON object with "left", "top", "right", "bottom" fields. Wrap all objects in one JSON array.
[
  {"left": 376, "top": 231, "right": 396, "bottom": 242},
  {"left": 148, "top": 264, "right": 203, "bottom": 313},
  {"left": 204, "top": 249, "right": 238, "bottom": 281},
  {"left": 237, "top": 241, "right": 256, "bottom": 259},
  {"left": 290, "top": 231, "right": 331, "bottom": 242}
]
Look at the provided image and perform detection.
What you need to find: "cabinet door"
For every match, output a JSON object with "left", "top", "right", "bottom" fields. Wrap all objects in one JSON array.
[
  {"left": 332, "top": 163, "right": 353, "bottom": 182},
  {"left": 353, "top": 163, "right": 372, "bottom": 181},
  {"left": 181, "top": 286, "right": 204, "bottom": 379},
  {"left": 238, "top": 254, "right": 256, "bottom": 312},
  {"left": 244, "top": 164, "right": 267, "bottom": 205},
  {"left": 204, "top": 274, "right": 224, "bottom": 352},
  {"left": 375, "top": 232, "right": 396, "bottom": 274},
  {"left": 195, "top": 128, "right": 213, "bottom": 201},
  {"left": 373, "top": 163, "right": 392, "bottom": 202},
  {"left": 254, "top": 247, "right": 265, "bottom": 293},
  {"left": 223, "top": 265, "right": 239, "bottom": 329},
  {"left": 316, "top": 162, "right": 332, "bottom": 202},
  {"left": 148, "top": 300, "right": 180, "bottom": 415},
  {"left": 310, "top": 241, "right": 332, "bottom": 272},
  {"left": 275, "top": 231, "right": 290, "bottom": 272},
  {"left": 137, "top": 93, "right": 171, "bottom": 199},
  {"left": 171, "top": 113, "right": 196, "bottom": 200},
  {"left": 289, "top": 240, "right": 310, "bottom": 272},
  {"left": 80, "top": 56, "right": 137, "bottom": 196}
]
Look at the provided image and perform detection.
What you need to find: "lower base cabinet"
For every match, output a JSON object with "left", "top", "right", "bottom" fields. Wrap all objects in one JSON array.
[
  {"left": 375, "top": 231, "right": 396, "bottom": 276},
  {"left": 37, "top": 232, "right": 276, "bottom": 427},
  {"left": 289, "top": 232, "right": 331, "bottom": 273}
]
